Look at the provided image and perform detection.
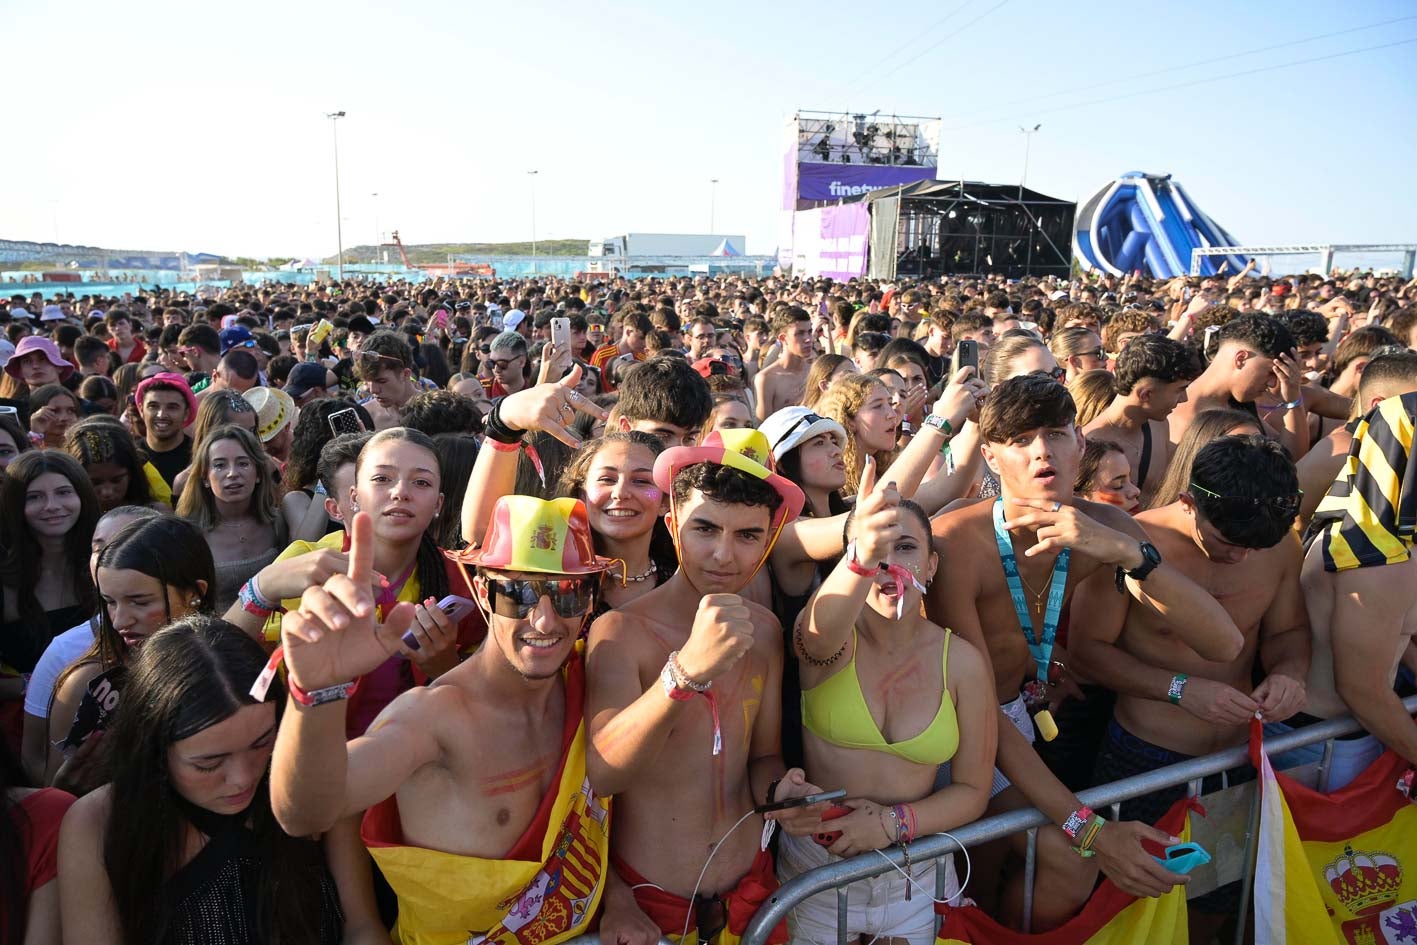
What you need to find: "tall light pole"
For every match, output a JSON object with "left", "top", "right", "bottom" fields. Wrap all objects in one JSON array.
[
  {"left": 1018, "top": 123, "right": 1041, "bottom": 191},
  {"left": 326, "top": 111, "right": 346, "bottom": 281},
  {"left": 371, "top": 192, "right": 380, "bottom": 263},
  {"left": 710, "top": 178, "right": 719, "bottom": 234},
  {"left": 527, "top": 170, "right": 539, "bottom": 272}
]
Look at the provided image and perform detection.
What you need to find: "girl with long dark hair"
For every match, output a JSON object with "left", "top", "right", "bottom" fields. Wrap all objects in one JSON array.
[
  {"left": 0, "top": 452, "right": 100, "bottom": 686},
  {"left": 45, "top": 517, "right": 216, "bottom": 792},
  {"left": 56, "top": 616, "right": 384, "bottom": 944},
  {"left": 64, "top": 417, "right": 156, "bottom": 513}
]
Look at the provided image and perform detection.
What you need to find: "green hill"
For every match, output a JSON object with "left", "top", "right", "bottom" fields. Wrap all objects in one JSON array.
[{"left": 326, "top": 240, "right": 587, "bottom": 265}]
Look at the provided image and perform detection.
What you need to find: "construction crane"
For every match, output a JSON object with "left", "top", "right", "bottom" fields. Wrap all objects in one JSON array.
[{"left": 387, "top": 230, "right": 494, "bottom": 278}]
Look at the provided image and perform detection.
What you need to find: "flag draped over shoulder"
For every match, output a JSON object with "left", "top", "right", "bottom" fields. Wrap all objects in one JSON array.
[
  {"left": 936, "top": 799, "right": 1196, "bottom": 945},
  {"left": 1252, "top": 719, "right": 1417, "bottom": 945}
]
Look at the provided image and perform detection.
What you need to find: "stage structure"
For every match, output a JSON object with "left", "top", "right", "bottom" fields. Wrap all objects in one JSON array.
[{"left": 778, "top": 110, "right": 941, "bottom": 270}]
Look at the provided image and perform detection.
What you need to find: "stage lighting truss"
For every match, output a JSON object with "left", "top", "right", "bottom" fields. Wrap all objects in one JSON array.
[{"left": 796, "top": 112, "right": 937, "bottom": 167}]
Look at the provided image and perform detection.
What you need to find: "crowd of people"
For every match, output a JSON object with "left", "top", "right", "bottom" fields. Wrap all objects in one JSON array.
[{"left": 1, "top": 263, "right": 1416, "bottom": 945}]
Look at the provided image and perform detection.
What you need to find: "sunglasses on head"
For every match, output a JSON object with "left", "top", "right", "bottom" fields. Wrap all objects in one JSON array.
[
  {"left": 486, "top": 576, "right": 597, "bottom": 619},
  {"left": 1030, "top": 366, "right": 1067, "bottom": 381},
  {"left": 1189, "top": 481, "right": 1302, "bottom": 516},
  {"left": 357, "top": 350, "right": 404, "bottom": 368}
]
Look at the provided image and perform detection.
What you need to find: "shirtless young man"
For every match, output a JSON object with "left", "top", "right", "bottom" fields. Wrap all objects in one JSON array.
[
  {"left": 1300, "top": 392, "right": 1417, "bottom": 789},
  {"left": 927, "top": 375, "right": 1238, "bottom": 929},
  {"left": 269, "top": 377, "right": 621, "bottom": 945},
  {"left": 1072, "top": 434, "right": 1308, "bottom": 933},
  {"left": 586, "top": 431, "right": 821, "bottom": 944},
  {"left": 753, "top": 307, "right": 815, "bottom": 422},
  {"left": 1167, "top": 314, "right": 1310, "bottom": 459},
  {"left": 1296, "top": 350, "right": 1417, "bottom": 527},
  {"left": 1083, "top": 335, "right": 1199, "bottom": 506}
]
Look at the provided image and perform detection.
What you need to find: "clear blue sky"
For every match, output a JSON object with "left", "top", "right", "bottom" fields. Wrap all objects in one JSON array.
[{"left": 6, "top": 0, "right": 1414, "bottom": 259}]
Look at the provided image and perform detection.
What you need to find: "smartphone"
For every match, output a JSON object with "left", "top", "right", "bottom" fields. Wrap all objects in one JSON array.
[
  {"left": 433, "top": 308, "right": 449, "bottom": 330},
  {"left": 1154, "top": 842, "right": 1212, "bottom": 875},
  {"left": 953, "top": 339, "right": 979, "bottom": 375},
  {"left": 436, "top": 594, "right": 478, "bottom": 624},
  {"left": 328, "top": 406, "right": 366, "bottom": 438},
  {"left": 754, "top": 788, "right": 847, "bottom": 815},
  {"left": 549, "top": 316, "right": 574, "bottom": 376}
]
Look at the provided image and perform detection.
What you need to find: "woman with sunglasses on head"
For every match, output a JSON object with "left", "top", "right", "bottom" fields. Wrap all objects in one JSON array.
[
  {"left": 1050, "top": 327, "right": 1108, "bottom": 385},
  {"left": 0, "top": 453, "right": 100, "bottom": 729},
  {"left": 178, "top": 426, "right": 286, "bottom": 614},
  {"left": 56, "top": 616, "right": 386, "bottom": 945},
  {"left": 45, "top": 517, "right": 215, "bottom": 796},
  {"left": 171, "top": 391, "right": 259, "bottom": 500},
  {"left": 782, "top": 462, "right": 997, "bottom": 945}
]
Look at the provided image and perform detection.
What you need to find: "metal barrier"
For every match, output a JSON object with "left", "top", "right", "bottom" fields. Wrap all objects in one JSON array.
[{"left": 741, "top": 696, "right": 1417, "bottom": 945}]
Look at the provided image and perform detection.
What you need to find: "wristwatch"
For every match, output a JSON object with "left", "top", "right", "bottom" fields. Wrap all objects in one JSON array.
[{"left": 1115, "top": 541, "right": 1162, "bottom": 593}]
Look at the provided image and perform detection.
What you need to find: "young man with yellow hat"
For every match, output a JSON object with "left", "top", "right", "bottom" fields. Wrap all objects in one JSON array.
[
  {"left": 586, "top": 427, "right": 830, "bottom": 945},
  {"left": 269, "top": 372, "right": 617, "bottom": 945}
]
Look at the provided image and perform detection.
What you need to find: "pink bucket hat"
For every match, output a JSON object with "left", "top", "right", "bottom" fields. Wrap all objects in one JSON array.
[{"left": 4, "top": 336, "right": 75, "bottom": 381}]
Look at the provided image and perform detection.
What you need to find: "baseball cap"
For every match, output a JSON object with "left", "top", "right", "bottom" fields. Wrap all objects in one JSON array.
[
  {"left": 41, "top": 305, "right": 66, "bottom": 322},
  {"left": 503, "top": 309, "right": 527, "bottom": 331},
  {"left": 219, "top": 326, "right": 256, "bottom": 354},
  {"left": 758, "top": 407, "right": 847, "bottom": 462},
  {"left": 8, "top": 306, "right": 32, "bottom": 321},
  {"left": 284, "top": 362, "right": 331, "bottom": 400},
  {"left": 348, "top": 315, "right": 376, "bottom": 336}
]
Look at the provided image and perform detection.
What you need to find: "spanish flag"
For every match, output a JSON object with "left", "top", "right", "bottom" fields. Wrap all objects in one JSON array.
[
  {"left": 936, "top": 799, "right": 1194, "bottom": 945},
  {"left": 1252, "top": 720, "right": 1417, "bottom": 945}
]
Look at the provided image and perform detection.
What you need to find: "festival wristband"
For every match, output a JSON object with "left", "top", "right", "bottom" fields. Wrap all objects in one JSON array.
[
  {"left": 1075, "top": 814, "right": 1106, "bottom": 853},
  {"left": 1168, "top": 673, "right": 1189, "bottom": 705},
  {"left": 844, "top": 540, "right": 878, "bottom": 578},
  {"left": 485, "top": 439, "right": 520, "bottom": 453},
  {"left": 288, "top": 676, "right": 360, "bottom": 707},
  {"left": 1061, "top": 806, "right": 1094, "bottom": 840}
]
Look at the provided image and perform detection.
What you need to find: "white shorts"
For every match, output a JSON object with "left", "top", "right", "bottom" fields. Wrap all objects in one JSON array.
[{"left": 776, "top": 827, "right": 957, "bottom": 945}]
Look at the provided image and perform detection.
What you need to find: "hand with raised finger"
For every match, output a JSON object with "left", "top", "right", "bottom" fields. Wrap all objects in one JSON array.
[
  {"left": 256, "top": 549, "right": 376, "bottom": 603},
  {"left": 497, "top": 363, "right": 609, "bottom": 449},
  {"left": 280, "top": 512, "right": 415, "bottom": 694},
  {"left": 402, "top": 596, "right": 461, "bottom": 677},
  {"left": 1093, "top": 820, "right": 1188, "bottom": 899},
  {"left": 852, "top": 457, "right": 900, "bottom": 569}
]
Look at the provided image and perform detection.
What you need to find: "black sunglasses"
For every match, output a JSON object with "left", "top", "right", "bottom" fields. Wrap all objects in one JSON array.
[
  {"left": 771, "top": 412, "right": 826, "bottom": 452},
  {"left": 1189, "top": 481, "right": 1303, "bottom": 517},
  {"left": 486, "top": 577, "right": 597, "bottom": 619}
]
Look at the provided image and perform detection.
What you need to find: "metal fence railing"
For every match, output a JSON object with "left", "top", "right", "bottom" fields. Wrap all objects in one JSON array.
[{"left": 740, "top": 696, "right": 1417, "bottom": 945}]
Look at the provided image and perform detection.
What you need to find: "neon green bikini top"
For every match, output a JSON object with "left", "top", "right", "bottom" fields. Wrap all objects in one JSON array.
[{"left": 800, "top": 629, "right": 959, "bottom": 766}]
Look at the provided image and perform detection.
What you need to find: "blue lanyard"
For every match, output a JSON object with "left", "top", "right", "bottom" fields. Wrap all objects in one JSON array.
[{"left": 992, "top": 498, "right": 1069, "bottom": 683}]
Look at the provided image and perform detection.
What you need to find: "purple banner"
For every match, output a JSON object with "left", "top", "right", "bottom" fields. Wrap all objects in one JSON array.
[{"left": 796, "top": 163, "right": 935, "bottom": 201}]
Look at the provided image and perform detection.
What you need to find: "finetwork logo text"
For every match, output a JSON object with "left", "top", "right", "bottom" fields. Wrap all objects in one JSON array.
[{"left": 827, "top": 181, "right": 905, "bottom": 197}]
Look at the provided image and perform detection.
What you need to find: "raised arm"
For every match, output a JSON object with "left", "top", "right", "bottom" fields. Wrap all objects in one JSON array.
[
  {"left": 796, "top": 458, "right": 898, "bottom": 664},
  {"left": 880, "top": 368, "right": 985, "bottom": 499},
  {"left": 461, "top": 363, "right": 609, "bottom": 547},
  {"left": 270, "top": 512, "right": 437, "bottom": 837}
]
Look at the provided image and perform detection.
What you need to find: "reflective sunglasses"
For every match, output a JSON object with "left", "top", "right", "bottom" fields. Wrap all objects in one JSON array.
[
  {"left": 486, "top": 576, "right": 597, "bottom": 619},
  {"left": 1189, "top": 481, "right": 1303, "bottom": 516}
]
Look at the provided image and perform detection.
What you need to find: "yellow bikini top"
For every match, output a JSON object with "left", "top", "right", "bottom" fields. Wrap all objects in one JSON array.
[{"left": 801, "top": 628, "right": 959, "bottom": 766}]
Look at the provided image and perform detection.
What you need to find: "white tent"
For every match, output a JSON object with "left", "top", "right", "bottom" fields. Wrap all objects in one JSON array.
[
  {"left": 710, "top": 239, "right": 741, "bottom": 257},
  {"left": 280, "top": 258, "right": 320, "bottom": 271}
]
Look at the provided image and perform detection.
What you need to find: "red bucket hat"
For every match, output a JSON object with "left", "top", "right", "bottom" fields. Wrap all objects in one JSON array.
[{"left": 134, "top": 372, "right": 199, "bottom": 427}]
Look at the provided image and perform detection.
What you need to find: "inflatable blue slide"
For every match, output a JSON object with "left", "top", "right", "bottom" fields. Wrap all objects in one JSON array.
[{"left": 1072, "top": 172, "right": 1246, "bottom": 278}]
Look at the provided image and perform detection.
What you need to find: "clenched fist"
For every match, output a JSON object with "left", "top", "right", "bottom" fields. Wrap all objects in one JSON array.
[{"left": 676, "top": 593, "right": 756, "bottom": 684}]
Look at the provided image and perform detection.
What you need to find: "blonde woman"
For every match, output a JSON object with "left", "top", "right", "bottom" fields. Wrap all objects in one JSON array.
[
  {"left": 817, "top": 373, "right": 900, "bottom": 496},
  {"left": 177, "top": 424, "right": 286, "bottom": 612}
]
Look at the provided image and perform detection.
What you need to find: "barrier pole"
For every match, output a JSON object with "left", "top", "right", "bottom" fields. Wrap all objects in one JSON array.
[
  {"left": 741, "top": 696, "right": 1417, "bottom": 945},
  {"left": 1234, "top": 784, "right": 1262, "bottom": 945},
  {"left": 1022, "top": 827, "right": 1038, "bottom": 933}
]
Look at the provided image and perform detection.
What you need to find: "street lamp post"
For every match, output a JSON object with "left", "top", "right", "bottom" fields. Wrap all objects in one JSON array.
[
  {"left": 710, "top": 178, "right": 719, "bottom": 234},
  {"left": 527, "top": 170, "right": 539, "bottom": 273},
  {"left": 326, "top": 111, "right": 346, "bottom": 281},
  {"left": 1018, "top": 123, "right": 1041, "bottom": 190},
  {"left": 371, "top": 192, "right": 380, "bottom": 264}
]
